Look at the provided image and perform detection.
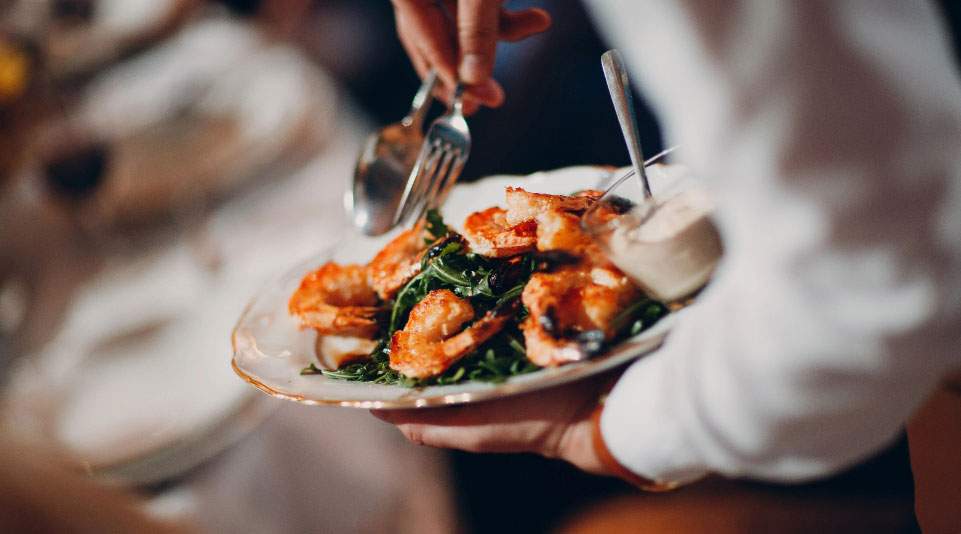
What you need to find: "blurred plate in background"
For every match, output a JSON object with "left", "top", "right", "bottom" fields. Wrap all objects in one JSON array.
[
  {"left": 0, "top": 240, "right": 276, "bottom": 485},
  {"left": 6, "top": 0, "right": 201, "bottom": 80},
  {"left": 0, "top": 16, "right": 359, "bottom": 484},
  {"left": 68, "top": 17, "right": 336, "bottom": 228}
]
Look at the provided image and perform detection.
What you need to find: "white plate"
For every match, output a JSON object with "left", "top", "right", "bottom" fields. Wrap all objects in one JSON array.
[
  {"left": 1, "top": 241, "right": 277, "bottom": 485},
  {"left": 232, "top": 166, "right": 688, "bottom": 409}
]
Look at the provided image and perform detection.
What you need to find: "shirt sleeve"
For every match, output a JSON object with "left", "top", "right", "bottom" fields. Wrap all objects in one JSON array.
[{"left": 585, "top": 0, "right": 961, "bottom": 483}]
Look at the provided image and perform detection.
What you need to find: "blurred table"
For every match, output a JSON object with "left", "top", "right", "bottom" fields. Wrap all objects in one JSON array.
[
  {"left": 147, "top": 403, "right": 456, "bottom": 534},
  {"left": 0, "top": 21, "right": 458, "bottom": 530},
  {"left": 136, "top": 110, "right": 455, "bottom": 534}
]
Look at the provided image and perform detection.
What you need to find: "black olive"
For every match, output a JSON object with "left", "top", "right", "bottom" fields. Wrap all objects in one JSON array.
[
  {"left": 426, "top": 234, "right": 462, "bottom": 259},
  {"left": 488, "top": 259, "right": 526, "bottom": 293},
  {"left": 487, "top": 270, "right": 501, "bottom": 291},
  {"left": 605, "top": 195, "right": 636, "bottom": 214},
  {"left": 576, "top": 330, "right": 606, "bottom": 355}
]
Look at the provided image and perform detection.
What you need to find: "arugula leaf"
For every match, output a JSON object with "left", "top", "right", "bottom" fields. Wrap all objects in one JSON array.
[
  {"left": 300, "top": 363, "right": 324, "bottom": 375},
  {"left": 425, "top": 208, "right": 448, "bottom": 242},
  {"left": 494, "top": 283, "right": 525, "bottom": 307},
  {"left": 611, "top": 298, "right": 669, "bottom": 338}
]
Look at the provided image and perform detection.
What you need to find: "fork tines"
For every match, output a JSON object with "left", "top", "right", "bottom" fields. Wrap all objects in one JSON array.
[{"left": 393, "top": 85, "right": 471, "bottom": 227}]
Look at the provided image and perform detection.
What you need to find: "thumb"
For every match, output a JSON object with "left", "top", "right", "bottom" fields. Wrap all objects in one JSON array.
[{"left": 457, "top": 0, "right": 501, "bottom": 85}]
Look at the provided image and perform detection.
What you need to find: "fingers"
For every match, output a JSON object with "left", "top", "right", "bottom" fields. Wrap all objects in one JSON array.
[
  {"left": 398, "top": 422, "right": 520, "bottom": 453},
  {"left": 392, "top": 1, "right": 551, "bottom": 113},
  {"left": 425, "top": 77, "right": 501, "bottom": 115},
  {"left": 498, "top": 8, "right": 552, "bottom": 42},
  {"left": 392, "top": 0, "right": 458, "bottom": 87},
  {"left": 373, "top": 407, "right": 496, "bottom": 451},
  {"left": 371, "top": 367, "right": 622, "bottom": 432},
  {"left": 397, "top": 423, "right": 465, "bottom": 450},
  {"left": 456, "top": 0, "right": 501, "bottom": 85},
  {"left": 397, "top": 25, "right": 432, "bottom": 80},
  {"left": 394, "top": 0, "right": 493, "bottom": 113},
  {"left": 451, "top": 0, "right": 505, "bottom": 111},
  {"left": 371, "top": 374, "right": 607, "bottom": 431},
  {"left": 371, "top": 404, "right": 478, "bottom": 426},
  {"left": 463, "top": 78, "right": 504, "bottom": 111},
  {"left": 455, "top": 5, "right": 551, "bottom": 82}
]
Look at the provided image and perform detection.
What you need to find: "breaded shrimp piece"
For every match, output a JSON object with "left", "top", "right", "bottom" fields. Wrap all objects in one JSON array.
[
  {"left": 403, "top": 288, "right": 475, "bottom": 338},
  {"left": 502, "top": 187, "right": 616, "bottom": 263},
  {"left": 367, "top": 227, "right": 427, "bottom": 300},
  {"left": 534, "top": 209, "right": 597, "bottom": 255},
  {"left": 389, "top": 289, "right": 512, "bottom": 379},
  {"left": 462, "top": 206, "right": 537, "bottom": 258},
  {"left": 503, "top": 187, "right": 602, "bottom": 226},
  {"left": 578, "top": 266, "right": 642, "bottom": 333},
  {"left": 289, "top": 263, "right": 381, "bottom": 338},
  {"left": 536, "top": 265, "right": 639, "bottom": 335},
  {"left": 519, "top": 316, "right": 584, "bottom": 366},
  {"left": 521, "top": 265, "right": 640, "bottom": 366}
]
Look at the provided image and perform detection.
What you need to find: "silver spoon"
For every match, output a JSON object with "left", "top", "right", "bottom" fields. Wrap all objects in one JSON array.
[
  {"left": 349, "top": 70, "right": 438, "bottom": 235},
  {"left": 601, "top": 49, "right": 652, "bottom": 200}
]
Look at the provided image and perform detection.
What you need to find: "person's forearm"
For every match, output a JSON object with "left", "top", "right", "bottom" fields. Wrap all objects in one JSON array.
[{"left": 588, "top": 0, "right": 961, "bottom": 483}]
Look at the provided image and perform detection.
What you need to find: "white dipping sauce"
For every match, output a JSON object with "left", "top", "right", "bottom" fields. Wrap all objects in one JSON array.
[{"left": 605, "top": 187, "right": 722, "bottom": 302}]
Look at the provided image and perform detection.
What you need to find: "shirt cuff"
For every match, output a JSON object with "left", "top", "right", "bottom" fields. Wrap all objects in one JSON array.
[{"left": 599, "top": 350, "right": 710, "bottom": 485}]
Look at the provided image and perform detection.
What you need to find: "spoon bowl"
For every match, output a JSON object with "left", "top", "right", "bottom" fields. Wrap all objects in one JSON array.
[{"left": 350, "top": 71, "right": 437, "bottom": 235}]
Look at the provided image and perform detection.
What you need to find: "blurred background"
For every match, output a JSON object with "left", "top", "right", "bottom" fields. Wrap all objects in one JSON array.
[{"left": 0, "top": 1, "right": 957, "bottom": 532}]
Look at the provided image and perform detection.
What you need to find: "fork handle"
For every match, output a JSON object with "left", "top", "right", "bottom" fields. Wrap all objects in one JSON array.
[
  {"left": 404, "top": 70, "right": 438, "bottom": 130},
  {"left": 451, "top": 83, "right": 465, "bottom": 117}
]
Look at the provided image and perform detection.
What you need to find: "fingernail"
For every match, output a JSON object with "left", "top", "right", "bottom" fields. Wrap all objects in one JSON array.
[
  {"left": 459, "top": 53, "right": 489, "bottom": 84},
  {"left": 468, "top": 79, "right": 504, "bottom": 107}
]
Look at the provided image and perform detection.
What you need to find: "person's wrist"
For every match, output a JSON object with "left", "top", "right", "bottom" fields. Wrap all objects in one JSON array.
[
  {"left": 552, "top": 415, "right": 609, "bottom": 476},
  {"left": 589, "top": 394, "right": 684, "bottom": 491}
]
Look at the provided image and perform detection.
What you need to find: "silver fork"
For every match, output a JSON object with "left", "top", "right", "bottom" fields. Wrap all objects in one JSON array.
[{"left": 392, "top": 84, "right": 471, "bottom": 227}]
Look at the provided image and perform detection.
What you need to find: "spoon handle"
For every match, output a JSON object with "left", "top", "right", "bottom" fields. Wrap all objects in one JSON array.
[
  {"left": 404, "top": 70, "right": 438, "bottom": 130},
  {"left": 601, "top": 50, "right": 652, "bottom": 199}
]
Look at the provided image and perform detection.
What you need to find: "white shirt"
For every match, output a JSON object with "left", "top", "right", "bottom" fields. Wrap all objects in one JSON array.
[{"left": 586, "top": 0, "right": 961, "bottom": 484}]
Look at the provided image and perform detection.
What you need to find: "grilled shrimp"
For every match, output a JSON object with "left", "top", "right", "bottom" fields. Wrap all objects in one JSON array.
[
  {"left": 502, "top": 187, "right": 616, "bottom": 263},
  {"left": 519, "top": 316, "right": 583, "bottom": 366},
  {"left": 521, "top": 265, "right": 640, "bottom": 366},
  {"left": 367, "top": 227, "right": 427, "bottom": 300},
  {"left": 289, "top": 263, "right": 381, "bottom": 338},
  {"left": 503, "top": 187, "right": 601, "bottom": 226},
  {"left": 534, "top": 209, "right": 599, "bottom": 256},
  {"left": 462, "top": 206, "right": 537, "bottom": 258},
  {"left": 389, "top": 289, "right": 512, "bottom": 378}
]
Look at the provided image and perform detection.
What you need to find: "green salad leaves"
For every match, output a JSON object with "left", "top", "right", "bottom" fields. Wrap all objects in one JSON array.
[{"left": 302, "top": 209, "right": 668, "bottom": 387}]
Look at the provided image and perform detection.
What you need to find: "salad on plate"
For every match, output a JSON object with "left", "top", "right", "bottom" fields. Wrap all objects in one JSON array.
[{"left": 288, "top": 185, "right": 668, "bottom": 388}]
